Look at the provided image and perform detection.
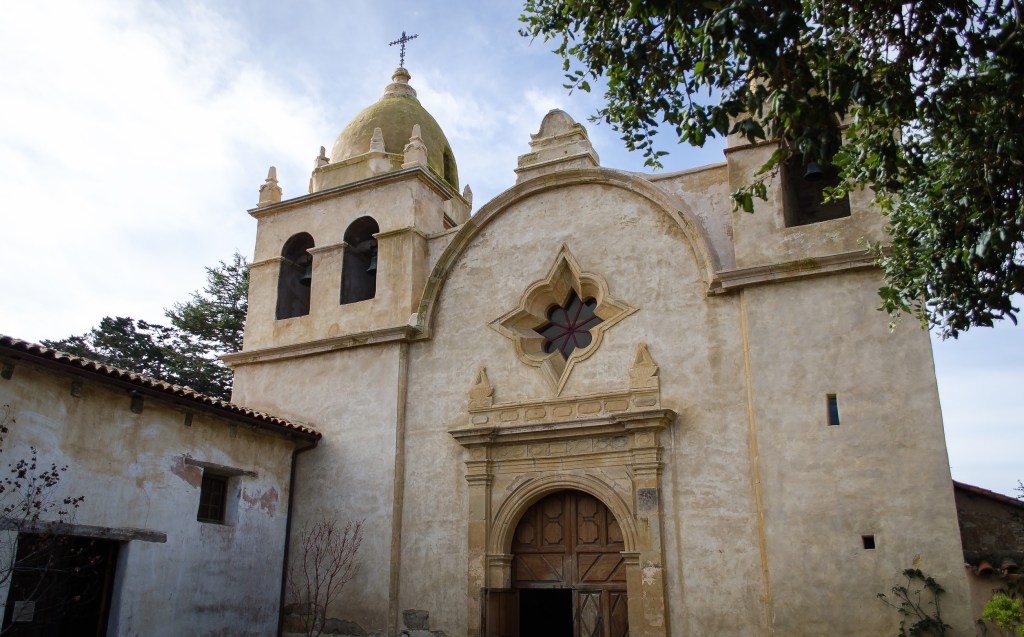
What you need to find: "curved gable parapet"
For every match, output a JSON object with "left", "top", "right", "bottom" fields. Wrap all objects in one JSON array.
[{"left": 413, "top": 167, "right": 724, "bottom": 334}]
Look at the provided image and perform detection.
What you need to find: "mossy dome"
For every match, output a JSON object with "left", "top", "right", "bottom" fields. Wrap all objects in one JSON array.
[{"left": 330, "top": 68, "right": 458, "bottom": 190}]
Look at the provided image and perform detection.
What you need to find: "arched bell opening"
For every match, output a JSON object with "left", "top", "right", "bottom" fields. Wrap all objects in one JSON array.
[
  {"left": 276, "top": 232, "right": 315, "bottom": 320},
  {"left": 341, "top": 216, "right": 379, "bottom": 305}
]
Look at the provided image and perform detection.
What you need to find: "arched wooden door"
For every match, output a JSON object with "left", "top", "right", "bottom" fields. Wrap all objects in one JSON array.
[{"left": 500, "top": 490, "right": 629, "bottom": 637}]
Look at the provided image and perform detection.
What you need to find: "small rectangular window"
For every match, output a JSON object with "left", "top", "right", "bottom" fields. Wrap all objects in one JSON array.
[
  {"left": 827, "top": 394, "right": 841, "bottom": 426},
  {"left": 197, "top": 473, "right": 228, "bottom": 523},
  {"left": 862, "top": 535, "right": 876, "bottom": 550}
]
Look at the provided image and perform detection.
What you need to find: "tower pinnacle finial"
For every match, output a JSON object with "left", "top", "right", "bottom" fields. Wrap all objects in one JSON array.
[{"left": 388, "top": 30, "right": 418, "bottom": 67}]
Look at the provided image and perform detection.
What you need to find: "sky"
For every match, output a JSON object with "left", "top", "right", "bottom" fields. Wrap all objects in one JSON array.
[{"left": 0, "top": 0, "right": 1020, "bottom": 497}]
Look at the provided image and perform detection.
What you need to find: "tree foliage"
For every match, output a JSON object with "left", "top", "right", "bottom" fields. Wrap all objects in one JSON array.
[
  {"left": 520, "top": 0, "right": 1024, "bottom": 336},
  {"left": 43, "top": 253, "right": 248, "bottom": 401},
  {"left": 165, "top": 251, "right": 248, "bottom": 354},
  {"left": 983, "top": 593, "right": 1024, "bottom": 636}
]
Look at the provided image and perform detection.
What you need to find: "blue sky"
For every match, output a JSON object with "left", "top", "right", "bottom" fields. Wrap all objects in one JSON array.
[{"left": 0, "top": 0, "right": 1019, "bottom": 496}]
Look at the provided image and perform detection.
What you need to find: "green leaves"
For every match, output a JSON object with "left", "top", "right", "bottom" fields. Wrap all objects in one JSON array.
[
  {"left": 43, "top": 252, "right": 250, "bottom": 400},
  {"left": 521, "top": 0, "right": 1024, "bottom": 336},
  {"left": 981, "top": 593, "right": 1024, "bottom": 636}
]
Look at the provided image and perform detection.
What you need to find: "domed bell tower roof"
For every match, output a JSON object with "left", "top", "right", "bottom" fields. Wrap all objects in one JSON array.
[{"left": 330, "top": 68, "right": 459, "bottom": 190}]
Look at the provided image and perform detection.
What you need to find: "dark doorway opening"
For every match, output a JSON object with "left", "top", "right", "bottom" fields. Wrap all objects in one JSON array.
[
  {"left": 2, "top": 534, "right": 120, "bottom": 637},
  {"left": 519, "top": 589, "right": 572, "bottom": 637}
]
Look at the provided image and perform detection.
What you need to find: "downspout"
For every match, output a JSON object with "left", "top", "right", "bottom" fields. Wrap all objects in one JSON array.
[{"left": 278, "top": 436, "right": 320, "bottom": 637}]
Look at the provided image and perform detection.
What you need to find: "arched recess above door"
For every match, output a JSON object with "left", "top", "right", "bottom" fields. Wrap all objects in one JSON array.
[{"left": 490, "top": 475, "right": 638, "bottom": 556}]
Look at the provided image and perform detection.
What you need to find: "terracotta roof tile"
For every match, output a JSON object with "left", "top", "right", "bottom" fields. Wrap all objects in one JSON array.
[
  {"left": 954, "top": 480, "right": 1024, "bottom": 510},
  {"left": 0, "top": 334, "right": 320, "bottom": 440}
]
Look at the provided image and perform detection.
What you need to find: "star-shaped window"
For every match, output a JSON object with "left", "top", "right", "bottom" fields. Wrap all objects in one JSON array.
[
  {"left": 537, "top": 291, "right": 602, "bottom": 359},
  {"left": 491, "top": 245, "right": 635, "bottom": 395}
]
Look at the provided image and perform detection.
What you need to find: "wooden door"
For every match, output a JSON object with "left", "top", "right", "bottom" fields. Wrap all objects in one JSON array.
[
  {"left": 512, "top": 490, "right": 627, "bottom": 637},
  {"left": 1, "top": 534, "right": 119, "bottom": 637},
  {"left": 482, "top": 589, "right": 519, "bottom": 637}
]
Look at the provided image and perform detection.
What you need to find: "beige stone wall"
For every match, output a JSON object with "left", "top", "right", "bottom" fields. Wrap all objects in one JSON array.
[
  {"left": 0, "top": 360, "right": 296, "bottom": 637},
  {"left": 244, "top": 174, "right": 449, "bottom": 352},
  {"left": 727, "top": 143, "right": 885, "bottom": 269},
  {"left": 741, "top": 271, "right": 972, "bottom": 635},
  {"left": 401, "top": 177, "right": 764, "bottom": 635},
  {"left": 232, "top": 121, "right": 972, "bottom": 635},
  {"left": 231, "top": 344, "right": 402, "bottom": 633},
  {"left": 396, "top": 168, "right": 970, "bottom": 635},
  {"left": 648, "top": 162, "right": 735, "bottom": 269}
]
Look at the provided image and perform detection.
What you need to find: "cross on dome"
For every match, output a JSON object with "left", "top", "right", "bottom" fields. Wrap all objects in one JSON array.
[{"left": 388, "top": 30, "right": 418, "bottom": 67}]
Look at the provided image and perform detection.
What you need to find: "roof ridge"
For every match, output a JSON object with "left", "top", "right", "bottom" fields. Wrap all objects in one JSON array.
[{"left": 0, "top": 334, "right": 320, "bottom": 440}]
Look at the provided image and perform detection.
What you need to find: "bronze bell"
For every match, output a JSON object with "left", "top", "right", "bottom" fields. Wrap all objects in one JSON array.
[
  {"left": 804, "top": 160, "right": 825, "bottom": 181},
  {"left": 367, "top": 246, "right": 378, "bottom": 274},
  {"left": 299, "top": 263, "right": 312, "bottom": 286}
]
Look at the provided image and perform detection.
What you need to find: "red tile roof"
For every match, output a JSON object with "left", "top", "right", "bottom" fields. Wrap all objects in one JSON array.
[
  {"left": 0, "top": 334, "right": 320, "bottom": 441},
  {"left": 954, "top": 480, "right": 1024, "bottom": 510}
]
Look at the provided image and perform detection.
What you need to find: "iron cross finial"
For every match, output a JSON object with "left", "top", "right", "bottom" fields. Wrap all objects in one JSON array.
[{"left": 388, "top": 30, "right": 418, "bottom": 67}]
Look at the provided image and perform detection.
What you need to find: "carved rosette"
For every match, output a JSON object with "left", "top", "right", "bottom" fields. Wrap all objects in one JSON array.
[{"left": 490, "top": 245, "right": 636, "bottom": 395}]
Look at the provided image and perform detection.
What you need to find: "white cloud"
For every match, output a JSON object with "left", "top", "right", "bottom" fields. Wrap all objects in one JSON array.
[
  {"left": 0, "top": 0, "right": 1019, "bottom": 499},
  {"left": 0, "top": 0, "right": 328, "bottom": 341}
]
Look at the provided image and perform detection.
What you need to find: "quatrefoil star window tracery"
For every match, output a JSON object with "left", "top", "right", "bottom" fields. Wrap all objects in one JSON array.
[
  {"left": 537, "top": 291, "right": 602, "bottom": 359},
  {"left": 490, "top": 245, "right": 636, "bottom": 395}
]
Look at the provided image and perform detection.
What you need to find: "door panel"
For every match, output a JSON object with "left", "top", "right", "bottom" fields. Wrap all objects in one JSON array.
[
  {"left": 512, "top": 491, "right": 629, "bottom": 637},
  {"left": 608, "top": 592, "right": 629, "bottom": 637},
  {"left": 513, "top": 553, "right": 566, "bottom": 584},
  {"left": 577, "top": 553, "right": 626, "bottom": 584},
  {"left": 482, "top": 588, "right": 518, "bottom": 637},
  {"left": 575, "top": 591, "right": 602, "bottom": 637},
  {"left": 1, "top": 534, "right": 119, "bottom": 637}
]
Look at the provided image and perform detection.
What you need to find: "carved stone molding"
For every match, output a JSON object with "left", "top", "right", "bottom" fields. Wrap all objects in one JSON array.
[
  {"left": 454, "top": 343, "right": 672, "bottom": 637},
  {"left": 490, "top": 245, "right": 636, "bottom": 395},
  {"left": 457, "top": 343, "right": 661, "bottom": 440}
]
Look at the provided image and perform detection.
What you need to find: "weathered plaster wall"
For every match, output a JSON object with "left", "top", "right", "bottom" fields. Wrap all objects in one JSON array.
[
  {"left": 727, "top": 143, "right": 884, "bottom": 269},
  {"left": 397, "top": 167, "right": 971, "bottom": 635},
  {"left": 648, "top": 162, "right": 736, "bottom": 269},
  {"left": 401, "top": 178, "right": 767, "bottom": 636},
  {"left": 742, "top": 271, "right": 973, "bottom": 635},
  {"left": 231, "top": 344, "right": 402, "bottom": 633},
  {"left": 231, "top": 109, "right": 972, "bottom": 636},
  {"left": 0, "top": 361, "right": 297, "bottom": 637}
]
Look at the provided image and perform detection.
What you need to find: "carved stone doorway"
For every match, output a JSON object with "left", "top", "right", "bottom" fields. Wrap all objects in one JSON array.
[{"left": 487, "top": 490, "right": 629, "bottom": 637}]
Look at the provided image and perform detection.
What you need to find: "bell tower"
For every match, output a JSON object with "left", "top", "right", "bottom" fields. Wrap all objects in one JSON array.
[
  {"left": 229, "top": 67, "right": 471, "bottom": 363},
  {"left": 223, "top": 62, "right": 473, "bottom": 630}
]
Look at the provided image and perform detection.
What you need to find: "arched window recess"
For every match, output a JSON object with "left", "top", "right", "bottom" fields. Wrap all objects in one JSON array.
[
  {"left": 276, "top": 232, "right": 315, "bottom": 319},
  {"left": 341, "top": 216, "right": 380, "bottom": 305}
]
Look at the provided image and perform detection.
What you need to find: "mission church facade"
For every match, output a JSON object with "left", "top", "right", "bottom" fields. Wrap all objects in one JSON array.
[
  {"left": 218, "top": 60, "right": 975, "bottom": 637},
  {"left": 0, "top": 59, "right": 981, "bottom": 636}
]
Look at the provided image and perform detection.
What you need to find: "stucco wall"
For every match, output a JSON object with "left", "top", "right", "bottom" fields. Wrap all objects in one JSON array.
[
  {"left": 400, "top": 177, "right": 768, "bottom": 636},
  {"left": 727, "top": 143, "right": 885, "bottom": 269},
  {"left": 395, "top": 168, "right": 971, "bottom": 635},
  {"left": 742, "top": 272, "right": 972, "bottom": 635},
  {"left": 232, "top": 344, "right": 401, "bottom": 633},
  {"left": 230, "top": 135, "right": 973, "bottom": 635},
  {"left": 0, "top": 360, "right": 298, "bottom": 637}
]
